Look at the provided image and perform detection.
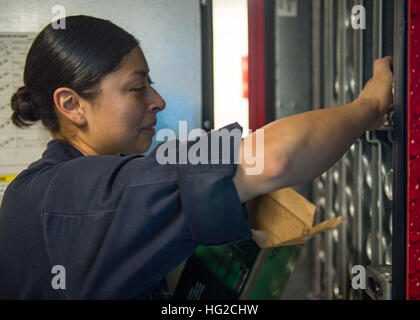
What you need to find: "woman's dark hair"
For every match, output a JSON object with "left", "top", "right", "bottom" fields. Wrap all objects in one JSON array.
[{"left": 11, "top": 15, "right": 139, "bottom": 132}]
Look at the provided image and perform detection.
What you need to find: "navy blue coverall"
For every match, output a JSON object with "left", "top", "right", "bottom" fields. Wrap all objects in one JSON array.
[{"left": 0, "top": 123, "right": 252, "bottom": 299}]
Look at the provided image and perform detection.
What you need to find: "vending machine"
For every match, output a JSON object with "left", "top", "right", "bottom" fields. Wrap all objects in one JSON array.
[{"left": 175, "top": 0, "right": 417, "bottom": 301}]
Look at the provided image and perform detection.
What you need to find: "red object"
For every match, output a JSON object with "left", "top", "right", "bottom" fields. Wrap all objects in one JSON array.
[
  {"left": 248, "top": 0, "right": 266, "bottom": 131},
  {"left": 408, "top": 0, "right": 420, "bottom": 300},
  {"left": 242, "top": 55, "right": 249, "bottom": 99}
]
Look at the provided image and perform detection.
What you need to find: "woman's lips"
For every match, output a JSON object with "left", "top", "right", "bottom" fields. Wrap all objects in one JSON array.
[{"left": 139, "top": 127, "right": 155, "bottom": 136}]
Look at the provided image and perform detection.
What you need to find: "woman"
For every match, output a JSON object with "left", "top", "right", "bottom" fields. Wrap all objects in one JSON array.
[{"left": 0, "top": 15, "right": 393, "bottom": 299}]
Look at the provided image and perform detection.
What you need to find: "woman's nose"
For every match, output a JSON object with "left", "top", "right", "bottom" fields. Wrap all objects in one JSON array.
[{"left": 148, "top": 87, "right": 166, "bottom": 113}]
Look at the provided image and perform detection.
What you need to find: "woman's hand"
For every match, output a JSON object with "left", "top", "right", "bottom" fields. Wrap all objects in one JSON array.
[{"left": 357, "top": 56, "right": 394, "bottom": 131}]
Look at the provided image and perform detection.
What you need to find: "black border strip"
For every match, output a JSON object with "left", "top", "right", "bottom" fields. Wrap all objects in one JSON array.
[
  {"left": 392, "top": 0, "right": 408, "bottom": 300},
  {"left": 201, "top": 0, "right": 214, "bottom": 132}
]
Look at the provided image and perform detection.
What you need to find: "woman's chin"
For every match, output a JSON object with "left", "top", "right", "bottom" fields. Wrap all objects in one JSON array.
[{"left": 135, "top": 139, "right": 152, "bottom": 154}]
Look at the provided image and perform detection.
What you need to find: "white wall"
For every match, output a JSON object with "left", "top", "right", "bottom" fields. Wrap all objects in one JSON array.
[{"left": 213, "top": 0, "right": 249, "bottom": 134}]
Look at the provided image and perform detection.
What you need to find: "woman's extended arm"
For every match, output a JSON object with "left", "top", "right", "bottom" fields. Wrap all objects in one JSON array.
[{"left": 234, "top": 56, "right": 394, "bottom": 203}]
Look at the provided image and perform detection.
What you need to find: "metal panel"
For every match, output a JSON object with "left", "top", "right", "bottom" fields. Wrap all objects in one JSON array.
[
  {"left": 311, "top": 0, "right": 394, "bottom": 300},
  {"left": 272, "top": 0, "right": 314, "bottom": 299},
  {"left": 273, "top": 0, "right": 313, "bottom": 203},
  {"left": 274, "top": 0, "right": 313, "bottom": 121}
]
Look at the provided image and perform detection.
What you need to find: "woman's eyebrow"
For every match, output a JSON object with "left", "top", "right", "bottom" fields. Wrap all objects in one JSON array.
[
  {"left": 123, "top": 69, "right": 150, "bottom": 88},
  {"left": 129, "top": 69, "right": 150, "bottom": 79}
]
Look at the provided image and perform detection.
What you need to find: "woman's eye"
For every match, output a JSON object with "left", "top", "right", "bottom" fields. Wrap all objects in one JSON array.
[
  {"left": 131, "top": 78, "right": 155, "bottom": 94},
  {"left": 131, "top": 79, "right": 155, "bottom": 93},
  {"left": 132, "top": 87, "right": 147, "bottom": 92}
]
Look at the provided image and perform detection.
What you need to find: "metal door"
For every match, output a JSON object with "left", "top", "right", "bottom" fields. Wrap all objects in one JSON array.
[{"left": 310, "top": 0, "right": 395, "bottom": 300}]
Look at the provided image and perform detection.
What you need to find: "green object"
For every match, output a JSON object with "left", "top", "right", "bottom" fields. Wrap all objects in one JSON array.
[
  {"left": 194, "top": 245, "right": 250, "bottom": 294},
  {"left": 191, "top": 242, "right": 304, "bottom": 299},
  {"left": 248, "top": 245, "right": 304, "bottom": 300}
]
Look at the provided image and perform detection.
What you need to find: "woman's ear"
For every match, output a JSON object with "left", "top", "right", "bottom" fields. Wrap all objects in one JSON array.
[{"left": 53, "top": 88, "right": 87, "bottom": 126}]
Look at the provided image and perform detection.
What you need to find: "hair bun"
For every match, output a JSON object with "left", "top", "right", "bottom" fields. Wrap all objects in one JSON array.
[{"left": 10, "top": 86, "right": 40, "bottom": 127}]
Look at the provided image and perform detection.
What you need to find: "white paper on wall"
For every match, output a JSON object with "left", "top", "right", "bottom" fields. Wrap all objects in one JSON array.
[{"left": 0, "top": 32, "right": 50, "bottom": 179}]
